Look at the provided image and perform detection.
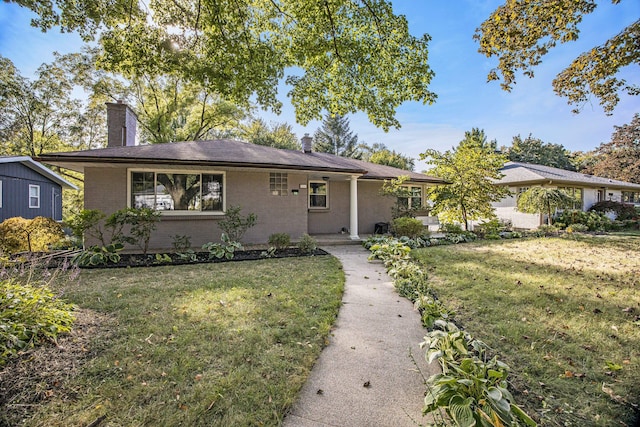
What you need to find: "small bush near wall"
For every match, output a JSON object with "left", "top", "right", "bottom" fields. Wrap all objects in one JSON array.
[
  {"left": 268, "top": 233, "right": 291, "bottom": 249},
  {"left": 588, "top": 201, "right": 638, "bottom": 221},
  {"left": 392, "top": 217, "right": 424, "bottom": 239},
  {"left": 0, "top": 217, "right": 65, "bottom": 254}
]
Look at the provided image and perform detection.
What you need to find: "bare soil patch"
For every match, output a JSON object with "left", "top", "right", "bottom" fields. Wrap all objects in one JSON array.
[{"left": 0, "top": 309, "right": 116, "bottom": 426}]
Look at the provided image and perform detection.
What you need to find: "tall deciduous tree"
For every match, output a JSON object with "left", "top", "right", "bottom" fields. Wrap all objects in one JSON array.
[
  {"left": 238, "top": 119, "right": 300, "bottom": 150},
  {"left": 583, "top": 113, "right": 640, "bottom": 183},
  {"left": 517, "top": 187, "right": 578, "bottom": 226},
  {"left": 503, "top": 134, "right": 575, "bottom": 171},
  {"left": 9, "top": 0, "right": 437, "bottom": 130},
  {"left": 0, "top": 55, "right": 78, "bottom": 156},
  {"left": 421, "top": 128, "right": 509, "bottom": 230},
  {"left": 475, "top": 1, "right": 638, "bottom": 114},
  {"left": 313, "top": 114, "right": 362, "bottom": 158},
  {"left": 360, "top": 143, "right": 415, "bottom": 171}
]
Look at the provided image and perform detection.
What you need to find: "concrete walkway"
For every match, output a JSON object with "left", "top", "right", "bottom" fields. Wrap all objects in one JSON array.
[{"left": 283, "top": 245, "right": 439, "bottom": 427}]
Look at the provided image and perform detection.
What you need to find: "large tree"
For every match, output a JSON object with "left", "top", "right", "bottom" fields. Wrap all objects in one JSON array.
[
  {"left": 9, "top": 0, "right": 436, "bottom": 130},
  {"left": 475, "top": 1, "right": 639, "bottom": 114},
  {"left": 421, "top": 128, "right": 509, "bottom": 230},
  {"left": 0, "top": 55, "right": 79, "bottom": 156},
  {"left": 313, "top": 114, "right": 362, "bottom": 158},
  {"left": 238, "top": 118, "right": 300, "bottom": 150},
  {"left": 360, "top": 143, "right": 415, "bottom": 171},
  {"left": 503, "top": 134, "right": 575, "bottom": 171},
  {"left": 583, "top": 113, "right": 640, "bottom": 183}
]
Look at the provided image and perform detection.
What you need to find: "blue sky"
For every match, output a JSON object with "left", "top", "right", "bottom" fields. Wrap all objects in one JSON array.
[{"left": 1, "top": 1, "right": 638, "bottom": 170}]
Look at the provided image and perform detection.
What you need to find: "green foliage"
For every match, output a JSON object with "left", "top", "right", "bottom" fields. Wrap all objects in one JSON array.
[
  {"left": 504, "top": 134, "right": 575, "bottom": 171},
  {"left": 583, "top": 114, "right": 640, "bottom": 183},
  {"left": 392, "top": 217, "right": 424, "bottom": 239},
  {"left": 72, "top": 243, "right": 124, "bottom": 266},
  {"left": 268, "top": 233, "right": 291, "bottom": 250},
  {"left": 154, "top": 253, "right": 172, "bottom": 264},
  {"left": 313, "top": 114, "right": 362, "bottom": 158},
  {"left": 555, "top": 209, "right": 612, "bottom": 232},
  {"left": 238, "top": 118, "right": 300, "bottom": 150},
  {"left": 380, "top": 175, "right": 417, "bottom": 219},
  {"left": 0, "top": 280, "right": 75, "bottom": 365},
  {"left": 297, "top": 234, "right": 318, "bottom": 255},
  {"left": 360, "top": 142, "right": 415, "bottom": 171},
  {"left": 422, "top": 128, "right": 509, "bottom": 230},
  {"left": 202, "top": 233, "right": 243, "bottom": 260},
  {"left": 0, "top": 216, "right": 65, "bottom": 254},
  {"left": 588, "top": 200, "right": 638, "bottom": 221},
  {"left": 65, "top": 209, "right": 108, "bottom": 245},
  {"left": 13, "top": 1, "right": 436, "bottom": 131},
  {"left": 474, "top": 0, "right": 636, "bottom": 114},
  {"left": 170, "top": 234, "right": 192, "bottom": 252},
  {"left": 517, "top": 187, "right": 578, "bottom": 225},
  {"left": 218, "top": 206, "right": 257, "bottom": 243},
  {"left": 117, "top": 207, "right": 162, "bottom": 255}
]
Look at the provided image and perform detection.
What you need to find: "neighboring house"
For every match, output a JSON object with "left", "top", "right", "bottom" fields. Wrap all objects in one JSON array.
[
  {"left": 0, "top": 156, "right": 79, "bottom": 222},
  {"left": 37, "top": 102, "right": 445, "bottom": 249},
  {"left": 493, "top": 161, "right": 640, "bottom": 229}
]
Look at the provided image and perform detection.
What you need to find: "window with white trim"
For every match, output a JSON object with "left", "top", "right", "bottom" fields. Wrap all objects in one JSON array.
[
  {"left": 309, "top": 181, "right": 328, "bottom": 208},
  {"left": 270, "top": 173, "right": 288, "bottom": 196},
  {"left": 130, "top": 171, "right": 224, "bottom": 212},
  {"left": 29, "top": 184, "right": 40, "bottom": 208}
]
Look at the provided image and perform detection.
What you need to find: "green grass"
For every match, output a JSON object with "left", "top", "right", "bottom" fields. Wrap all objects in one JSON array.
[
  {"left": 28, "top": 256, "right": 344, "bottom": 426},
  {"left": 413, "top": 235, "right": 640, "bottom": 426}
]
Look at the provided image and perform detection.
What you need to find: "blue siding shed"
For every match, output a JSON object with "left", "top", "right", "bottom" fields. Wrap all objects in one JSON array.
[{"left": 0, "top": 156, "right": 78, "bottom": 222}]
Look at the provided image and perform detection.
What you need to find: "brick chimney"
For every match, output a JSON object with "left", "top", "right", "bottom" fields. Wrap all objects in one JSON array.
[
  {"left": 106, "top": 100, "right": 138, "bottom": 147},
  {"left": 301, "top": 133, "right": 312, "bottom": 154}
]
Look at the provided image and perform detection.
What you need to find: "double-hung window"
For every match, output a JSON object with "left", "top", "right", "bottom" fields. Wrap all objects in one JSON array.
[
  {"left": 622, "top": 191, "right": 640, "bottom": 204},
  {"left": 130, "top": 170, "right": 224, "bottom": 213},
  {"left": 309, "top": 181, "right": 328, "bottom": 208},
  {"left": 29, "top": 184, "right": 40, "bottom": 208},
  {"left": 558, "top": 187, "right": 583, "bottom": 209}
]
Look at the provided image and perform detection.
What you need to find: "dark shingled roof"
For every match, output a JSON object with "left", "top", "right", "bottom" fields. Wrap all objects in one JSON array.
[
  {"left": 37, "top": 139, "right": 446, "bottom": 184},
  {"left": 0, "top": 156, "right": 78, "bottom": 189},
  {"left": 498, "top": 161, "right": 640, "bottom": 190}
]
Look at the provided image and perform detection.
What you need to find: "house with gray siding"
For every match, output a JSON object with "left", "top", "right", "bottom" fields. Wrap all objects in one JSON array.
[
  {"left": 492, "top": 161, "right": 640, "bottom": 229},
  {"left": 38, "top": 102, "right": 446, "bottom": 250},
  {"left": 0, "top": 156, "right": 78, "bottom": 222}
]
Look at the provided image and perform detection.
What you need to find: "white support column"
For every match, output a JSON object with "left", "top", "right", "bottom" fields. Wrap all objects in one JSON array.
[{"left": 349, "top": 175, "right": 360, "bottom": 240}]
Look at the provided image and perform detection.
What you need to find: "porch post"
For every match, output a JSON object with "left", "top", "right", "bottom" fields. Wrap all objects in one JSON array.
[{"left": 349, "top": 175, "right": 359, "bottom": 240}]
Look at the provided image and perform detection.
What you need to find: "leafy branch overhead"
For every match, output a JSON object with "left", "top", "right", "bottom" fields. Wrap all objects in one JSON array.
[
  {"left": 10, "top": 0, "right": 436, "bottom": 130},
  {"left": 475, "top": 0, "right": 638, "bottom": 114}
]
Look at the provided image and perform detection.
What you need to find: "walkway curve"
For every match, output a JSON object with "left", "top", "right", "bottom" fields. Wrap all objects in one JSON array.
[{"left": 283, "top": 245, "right": 439, "bottom": 427}]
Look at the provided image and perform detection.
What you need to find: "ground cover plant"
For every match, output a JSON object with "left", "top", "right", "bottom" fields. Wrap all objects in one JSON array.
[
  {"left": 1, "top": 256, "right": 344, "bottom": 426},
  {"left": 412, "top": 235, "right": 640, "bottom": 426}
]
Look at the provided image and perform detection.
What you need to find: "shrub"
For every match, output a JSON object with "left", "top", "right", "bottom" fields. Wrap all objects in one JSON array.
[
  {"left": 0, "top": 217, "right": 65, "bottom": 253},
  {"left": 72, "top": 243, "right": 124, "bottom": 267},
  {"left": 566, "top": 223, "right": 589, "bottom": 233},
  {"left": 555, "top": 209, "right": 612, "bottom": 231},
  {"left": 268, "top": 233, "right": 291, "bottom": 250},
  {"left": 297, "top": 234, "right": 317, "bottom": 254},
  {"left": 537, "top": 224, "right": 560, "bottom": 236},
  {"left": 589, "top": 200, "right": 638, "bottom": 221},
  {"left": 65, "top": 209, "right": 107, "bottom": 245},
  {"left": 392, "top": 217, "right": 424, "bottom": 239},
  {"left": 218, "top": 205, "right": 257, "bottom": 242},
  {"left": 117, "top": 207, "right": 162, "bottom": 255},
  {"left": 0, "top": 279, "right": 75, "bottom": 365}
]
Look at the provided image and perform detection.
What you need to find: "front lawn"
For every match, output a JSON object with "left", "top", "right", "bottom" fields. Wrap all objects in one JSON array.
[
  {"left": 2, "top": 256, "right": 344, "bottom": 426},
  {"left": 413, "top": 235, "right": 640, "bottom": 426}
]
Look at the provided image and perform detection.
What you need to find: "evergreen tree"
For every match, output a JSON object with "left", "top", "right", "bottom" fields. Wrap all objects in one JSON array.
[{"left": 313, "top": 114, "right": 362, "bottom": 158}]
